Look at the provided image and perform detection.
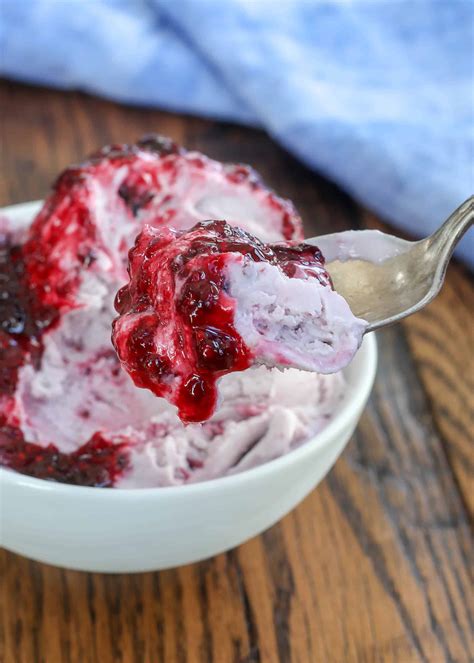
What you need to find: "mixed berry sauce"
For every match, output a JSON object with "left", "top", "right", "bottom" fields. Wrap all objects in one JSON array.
[
  {"left": 0, "top": 240, "right": 130, "bottom": 486},
  {"left": 1, "top": 428, "right": 129, "bottom": 487},
  {"left": 113, "top": 220, "right": 331, "bottom": 423}
]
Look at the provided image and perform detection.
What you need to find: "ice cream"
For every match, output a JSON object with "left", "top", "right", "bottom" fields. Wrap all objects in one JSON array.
[
  {"left": 112, "top": 220, "right": 366, "bottom": 422},
  {"left": 0, "top": 136, "right": 352, "bottom": 488}
]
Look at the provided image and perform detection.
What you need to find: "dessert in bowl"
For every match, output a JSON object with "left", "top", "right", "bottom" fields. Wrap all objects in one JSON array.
[{"left": 0, "top": 137, "right": 376, "bottom": 571}]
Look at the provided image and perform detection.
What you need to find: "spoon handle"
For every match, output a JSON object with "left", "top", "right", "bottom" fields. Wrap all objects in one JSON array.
[{"left": 428, "top": 195, "right": 474, "bottom": 262}]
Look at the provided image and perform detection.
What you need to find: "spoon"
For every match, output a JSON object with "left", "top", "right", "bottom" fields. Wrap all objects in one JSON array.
[{"left": 307, "top": 196, "right": 474, "bottom": 332}]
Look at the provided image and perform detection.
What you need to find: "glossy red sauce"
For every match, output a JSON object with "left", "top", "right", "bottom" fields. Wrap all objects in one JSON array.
[{"left": 0, "top": 240, "right": 130, "bottom": 487}]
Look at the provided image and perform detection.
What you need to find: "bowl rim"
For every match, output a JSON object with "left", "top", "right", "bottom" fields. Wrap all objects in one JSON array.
[{"left": 0, "top": 200, "right": 377, "bottom": 499}]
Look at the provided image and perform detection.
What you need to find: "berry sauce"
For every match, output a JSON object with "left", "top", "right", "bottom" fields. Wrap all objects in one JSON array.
[
  {"left": 113, "top": 220, "right": 331, "bottom": 423},
  {"left": 1, "top": 428, "right": 129, "bottom": 487},
  {"left": 0, "top": 240, "right": 130, "bottom": 487},
  {"left": 0, "top": 240, "right": 58, "bottom": 395}
]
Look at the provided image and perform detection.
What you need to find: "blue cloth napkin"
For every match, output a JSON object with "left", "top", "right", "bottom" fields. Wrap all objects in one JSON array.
[{"left": 1, "top": 0, "right": 473, "bottom": 262}]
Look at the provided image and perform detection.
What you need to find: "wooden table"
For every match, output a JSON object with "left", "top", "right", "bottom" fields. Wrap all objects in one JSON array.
[{"left": 1, "top": 81, "right": 473, "bottom": 663}]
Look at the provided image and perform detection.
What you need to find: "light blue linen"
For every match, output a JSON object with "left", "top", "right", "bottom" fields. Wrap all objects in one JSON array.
[{"left": 1, "top": 0, "right": 472, "bottom": 261}]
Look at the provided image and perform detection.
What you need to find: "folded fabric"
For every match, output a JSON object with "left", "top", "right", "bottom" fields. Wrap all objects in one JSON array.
[{"left": 1, "top": 0, "right": 472, "bottom": 262}]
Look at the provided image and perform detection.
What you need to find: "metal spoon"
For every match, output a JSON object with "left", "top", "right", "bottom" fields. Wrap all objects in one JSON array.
[{"left": 306, "top": 196, "right": 473, "bottom": 332}]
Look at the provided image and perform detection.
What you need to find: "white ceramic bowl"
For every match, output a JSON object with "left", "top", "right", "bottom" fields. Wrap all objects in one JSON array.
[{"left": 0, "top": 200, "right": 377, "bottom": 572}]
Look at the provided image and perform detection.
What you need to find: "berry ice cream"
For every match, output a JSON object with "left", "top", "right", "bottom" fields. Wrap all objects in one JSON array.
[
  {"left": 0, "top": 136, "right": 356, "bottom": 488},
  {"left": 112, "top": 221, "right": 366, "bottom": 422}
]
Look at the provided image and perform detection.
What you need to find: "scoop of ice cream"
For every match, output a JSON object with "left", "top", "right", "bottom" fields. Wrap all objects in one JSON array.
[{"left": 112, "top": 220, "right": 366, "bottom": 423}]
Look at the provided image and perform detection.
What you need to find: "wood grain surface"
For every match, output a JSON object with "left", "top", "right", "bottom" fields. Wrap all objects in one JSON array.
[{"left": 1, "top": 81, "right": 473, "bottom": 663}]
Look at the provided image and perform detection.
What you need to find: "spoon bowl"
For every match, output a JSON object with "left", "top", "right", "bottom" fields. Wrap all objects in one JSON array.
[{"left": 310, "top": 196, "right": 473, "bottom": 331}]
